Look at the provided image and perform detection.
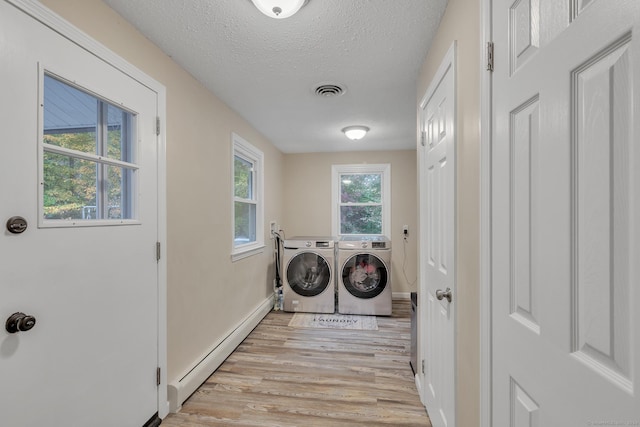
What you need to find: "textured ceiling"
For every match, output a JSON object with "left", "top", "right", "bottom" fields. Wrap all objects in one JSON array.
[{"left": 103, "top": 0, "right": 448, "bottom": 153}]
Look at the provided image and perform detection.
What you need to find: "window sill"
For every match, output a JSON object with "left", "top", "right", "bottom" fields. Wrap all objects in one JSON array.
[
  {"left": 231, "top": 244, "right": 265, "bottom": 262},
  {"left": 39, "top": 219, "right": 141, "bottom": 228}
]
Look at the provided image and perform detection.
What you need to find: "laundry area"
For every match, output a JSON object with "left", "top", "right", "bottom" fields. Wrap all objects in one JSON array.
[
  {"left": 0, "top": 0, "right": 465, "bottom": 425},
  {"left": 6, "top": 0, "right": 640, "bottom": 425},
  {"left": 275, "top": 234, "right": 392, "bottom": 316}
]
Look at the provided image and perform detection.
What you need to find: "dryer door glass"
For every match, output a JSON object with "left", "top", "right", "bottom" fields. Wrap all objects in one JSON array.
[
  {"left": 342, "top": 253, "right": 388, "bottom": 299},
  {"left": 286, "top": 252, "right": 332, "bottom": 297}
]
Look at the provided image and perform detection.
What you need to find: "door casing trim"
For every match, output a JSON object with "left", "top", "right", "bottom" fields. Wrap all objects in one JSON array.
[{"left": 480, "top": 1, "right": 492, "bottom": 426}]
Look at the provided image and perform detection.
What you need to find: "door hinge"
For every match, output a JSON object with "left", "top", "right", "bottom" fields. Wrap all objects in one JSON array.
[
  {"left": 156, "top": 241, "right": 161, "bottom": 261},
  {"left": 422, "top": 359, "right": 425, "bottom": 373},
  {"left": 156, "top": 367, "right": 161, "bottom": 386},
  {"left": 486, "top": 41, "right": 494, "bottom": 72},
  {"left": 156, "top": 117, "right": 161, "bottom": 136},
  {"left": 420, "top": 130, "right": 427, "bottom": 147}
]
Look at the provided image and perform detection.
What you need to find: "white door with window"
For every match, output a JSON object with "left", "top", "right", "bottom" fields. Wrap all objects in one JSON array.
[
  {"left": 491, "top": 0, "right": 640, "bottom": 424},
  {"left": 0, "top": 2, "right": 161, "bottom": 426},
  {"left": 418, "top": 43, "right": 456, "bottom": 427}
]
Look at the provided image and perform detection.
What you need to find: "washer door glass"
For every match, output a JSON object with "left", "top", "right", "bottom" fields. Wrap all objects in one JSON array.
[
  {"left": 342, "top": 253, "right": 388, "bottom": 299},
  {"left": 286, "top": 252, "right": 332, "bottom": 297}
]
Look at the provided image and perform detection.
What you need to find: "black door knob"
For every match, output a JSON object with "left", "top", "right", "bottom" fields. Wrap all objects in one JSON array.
[{"left": 5, "top": 312, "right": 37, "bottom": 333}]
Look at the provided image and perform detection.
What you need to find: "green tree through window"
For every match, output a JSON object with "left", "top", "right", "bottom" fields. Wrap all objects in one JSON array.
[
  {"left": 332, "top": 164, "right": 390, "bottom": 237},
  {"left": 42, "top": 74, "right": 135, "bottom": 221},
  {"left": 232, "top": 133, "right": 264, "bottom": 258},
  {"left": 339, "top": 173, "right": 383, "bottom": 234}
]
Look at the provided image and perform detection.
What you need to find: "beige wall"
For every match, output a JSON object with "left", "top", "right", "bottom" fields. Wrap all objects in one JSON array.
[
  {"left": 416, "top": 0, "right": 481, "bottom": 425},
  {"left": 42, "top": 0, "right": 284, "bottom": 383},
  {"left": 283, "top": 150, "right": 418, "bottom": 295}
]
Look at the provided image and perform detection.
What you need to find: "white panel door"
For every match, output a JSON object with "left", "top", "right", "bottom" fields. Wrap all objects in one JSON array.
[
  {"left": 492, "top": 0, "right": 640, "bottom": 425},
  {"left": 0, "top": 2, "right": 160, "bottom": 426},
  {"left": 419, "top": 43, "right": 456, "bottom": 427}
]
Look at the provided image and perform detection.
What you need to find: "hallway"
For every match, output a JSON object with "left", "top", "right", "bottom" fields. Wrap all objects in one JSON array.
[{"left": 162, "top": 300, "right": 430, "bottom": 426}]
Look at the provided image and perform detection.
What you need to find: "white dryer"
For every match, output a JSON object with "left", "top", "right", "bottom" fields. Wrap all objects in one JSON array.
[
  {"left": 337, "top": 235, "right": 392, "bottom": 316},
  {"left": 282, "top": 236, "right": 336, "bottom": 313}
]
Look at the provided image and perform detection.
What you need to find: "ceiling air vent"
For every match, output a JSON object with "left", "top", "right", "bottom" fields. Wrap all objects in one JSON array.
[{"left": 314, "top": 84, "right": 345, "bottom": 97}]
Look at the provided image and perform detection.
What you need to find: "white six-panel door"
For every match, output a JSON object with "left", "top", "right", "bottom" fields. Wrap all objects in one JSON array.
[
  {"left": 491, "top": 0, "right": 640, "bottom": 425},
  {"left": 418, "top": 43, "right": 456, "bottom": 427}
]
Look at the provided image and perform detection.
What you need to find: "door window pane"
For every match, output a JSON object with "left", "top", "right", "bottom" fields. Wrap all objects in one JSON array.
[
  {"left": 43, "top": 152, "right": 97, "bottom": 220},
  {"left": 106, "top": 104, "right": 133, "bottom": 162},
  {"left": 107, "top": 165, "right": 134, "bottom": 219},
  {"left": 43, "top": 75, "right": 98, "bottom": 154}
]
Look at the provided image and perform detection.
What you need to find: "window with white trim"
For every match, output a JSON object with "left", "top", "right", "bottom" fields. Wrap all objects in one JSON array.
[
  {"left": 232, "top": 133, "right": 264, "bottom": 260},
  {"left": 41, "top": 73, "right": 137, "bottom": 225},
  {"left": 331, "top": 164, "right": 391, "bottom": 237}
]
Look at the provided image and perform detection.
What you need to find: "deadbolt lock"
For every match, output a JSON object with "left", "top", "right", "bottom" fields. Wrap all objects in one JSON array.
[{"left": 6, "top": 216, "right": 28, "bottom": 234}]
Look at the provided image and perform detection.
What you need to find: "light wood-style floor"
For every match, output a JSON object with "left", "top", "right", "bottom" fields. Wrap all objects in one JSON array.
[{"left": 162, "top": 299, "right": 431, "bottom": 426}]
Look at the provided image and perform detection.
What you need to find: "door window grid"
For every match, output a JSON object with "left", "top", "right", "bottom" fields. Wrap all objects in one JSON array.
[{"left": 41, "top": 72, "right": 138, "bottom": 224}]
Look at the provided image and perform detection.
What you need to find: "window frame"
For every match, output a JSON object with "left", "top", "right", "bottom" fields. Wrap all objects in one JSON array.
[
  {"left": 231, "top": 133, "right": 264, "bottom": 261},
  {"left": 38, "top": 69, "right": 140, "bottom": 228},
  {"left": 331, "top": 163, "right": 391, "bottom": 238}
]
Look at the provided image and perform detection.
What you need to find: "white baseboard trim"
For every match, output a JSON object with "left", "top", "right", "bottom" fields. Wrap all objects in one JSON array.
[
  {"left": 167, "top": 295, "right": 274, "bottom": 413},
  {"left": 392, "top": 292, "right": 411, "bottom": 300},
  {"left": 415, "top": 373, "right": 426, "bottom": 406}
]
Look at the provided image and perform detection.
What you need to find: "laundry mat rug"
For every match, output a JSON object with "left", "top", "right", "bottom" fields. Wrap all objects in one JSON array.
[{"left": 288, "top": 313, "right": 378, "bottom": 330}]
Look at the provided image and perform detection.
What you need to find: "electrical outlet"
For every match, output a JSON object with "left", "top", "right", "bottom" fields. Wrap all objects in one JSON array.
[
  {"left": 270, "top": 221, "right": 278, "bottom": 238},
  {"left": 403, "top": 225, "right": 409, "bottom": 236}
]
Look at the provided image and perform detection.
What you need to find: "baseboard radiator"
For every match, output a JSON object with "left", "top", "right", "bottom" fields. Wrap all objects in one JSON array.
[{"left": 167, "top": 295, "right": 274, "bottom": 412}]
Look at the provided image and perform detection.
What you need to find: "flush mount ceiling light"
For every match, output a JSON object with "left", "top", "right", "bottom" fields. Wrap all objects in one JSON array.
[
  {"left": 342, "top": 126, "right": 370, "bottom": 141},
  {"left": 251, "top": 0, "right": 308, "bottom": 19}
]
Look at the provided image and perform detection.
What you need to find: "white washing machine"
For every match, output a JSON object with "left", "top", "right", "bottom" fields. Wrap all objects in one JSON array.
[
  {"left": 282, "top": 236, "right": 336, "bottom": 313},
  {"left": 337, "top": 235, "right": 392, "bottom": 316}
]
